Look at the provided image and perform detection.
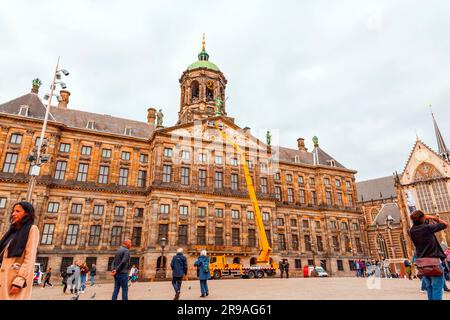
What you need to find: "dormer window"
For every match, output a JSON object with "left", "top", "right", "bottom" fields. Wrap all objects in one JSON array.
[
  {"left": 19, "top": 105, "right": 29, "bottom": 117},
  {"left": 294, "top": 155, "right": 301, "bottom": 163},
  {"left": 124, "top": 127, "right": 132, "bottom": 136},
  {"left": 86, "top": 120, "right": 95, "bottom": 130},
  {"left": 327, "top": 159, "right": 336, "bottom": 167}
]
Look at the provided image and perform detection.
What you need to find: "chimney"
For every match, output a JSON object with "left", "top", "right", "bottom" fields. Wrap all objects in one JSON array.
[
  {"left": 147, "top": 107, "right": 156, "bottom": 125},
  {"left": 297, "top": 137, "right": 307, "bottom": 151},
  {"left": 58, "top": 90, "right": 71, "bottom": 108}
]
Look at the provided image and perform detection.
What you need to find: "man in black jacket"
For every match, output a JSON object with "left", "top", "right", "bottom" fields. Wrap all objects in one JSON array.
[
  {"left": 171, "top": 248, "right": 187, "bottom": 300},
  {"left": 111, "top": 239, "right": 131, "bottom": 300}
]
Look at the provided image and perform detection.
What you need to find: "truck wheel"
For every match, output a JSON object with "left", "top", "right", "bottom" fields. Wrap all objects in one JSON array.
[
  {"left": 256, "top": 270, "right": 264, "bottom": 278},
  {"left": 248, "top": 271, "right": 256, "bottom": 279},
  {"left": 213, "top": 270, "right": 222, "bottom": 280}
]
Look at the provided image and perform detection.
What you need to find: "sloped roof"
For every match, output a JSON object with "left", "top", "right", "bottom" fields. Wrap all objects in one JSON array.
[
  {"left": 372, "top": 202, "right": 401, "bottom": 226},
  {"left": 356, "top": 176, "right": 396, "bottom": 202},
  {"left": 0, "top": 92, "right": 154, "bottom": 139},
  {"left": 275, "top": 146, "right": 347, "bottom": 169}
]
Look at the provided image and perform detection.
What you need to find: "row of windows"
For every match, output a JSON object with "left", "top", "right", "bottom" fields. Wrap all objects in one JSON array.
[
  {"left": 155, "top": 223, "right": 363, "bottom": 251},
  {"left": 46, "top": 202, "right": 144, "bottom": 217},
  {"left": 163, "top": 148, "right": 254, "bottom": 168},
  {"left": 41, "top": 224, "right": 142, "bottom": 247}
]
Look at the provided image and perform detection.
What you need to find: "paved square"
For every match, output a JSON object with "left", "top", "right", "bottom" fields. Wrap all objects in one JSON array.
[{"left": 31, "top": 277, "right": 438, "bottom": 300}]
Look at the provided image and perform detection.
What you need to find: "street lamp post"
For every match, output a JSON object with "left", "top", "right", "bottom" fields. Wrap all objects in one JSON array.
[
  {"left": 26, "top": 57, "right": 69, "bottom": 202},
  {"left": 156, "top": 237, "right": 167, "bottom": 279}
]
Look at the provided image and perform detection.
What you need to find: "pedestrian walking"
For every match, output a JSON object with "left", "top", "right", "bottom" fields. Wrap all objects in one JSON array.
[
  {"left": 0, "top": 201, "right": 39, "bottom": 300},
  {"left": 129, "top": 265, "right": 139, "bottom": 284},
  {"left": 79, "top": 262, "right": 89, "bottom": 293},
  {"left": 61, "top": 269, "right": 69, "bottom": 294},
  {"left": 409, "top": 210, "right": 448, "bottom": 300},
  {"left": 90, "top": 264, "right": 96, "bottom": 287},
  {"left": 355, "top": 259, "right": 360, "bottom": 277},
  {"left": 170, "top": 247, "right": 187, "bottom": 300},
  {"left": 111, "top": 239, "right": 131, "bottom": 300},
  {"left": 66, "top": 261, "right": 81, "bottom": 294},
  {"left": 284, "top": 259, "right": 290, "bottom": 278},
  {"left": 194, "top": 250, "right": 211, "bottom": 297},
  {"left": 360, "top": 260, "right": 366, "bottom": 277},
  {"left": 43, "top": 267, "right": 53, "bottom": 288},
  {"left": 279, "top": 260, "right": 285, "bottom": 278}
]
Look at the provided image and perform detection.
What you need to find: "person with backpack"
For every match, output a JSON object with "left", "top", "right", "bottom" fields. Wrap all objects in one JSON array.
[{"left": 194, "top": 250, "right": 211, "bottom": 298}]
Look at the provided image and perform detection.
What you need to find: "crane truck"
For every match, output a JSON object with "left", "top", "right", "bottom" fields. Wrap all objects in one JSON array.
[{"left": 208, "top": 119, "right": 279, "bottom": 279}]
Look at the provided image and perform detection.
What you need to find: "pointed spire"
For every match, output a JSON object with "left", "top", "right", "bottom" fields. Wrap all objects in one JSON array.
[
  {"left": 198, "top": 33, "right": 209, "bottom": 61},
  {"left": 202, "top": 33, "right": 206, "bottom": 51},
  {"left": 430, "top": 105, "right": 450, "bottom": 161}
]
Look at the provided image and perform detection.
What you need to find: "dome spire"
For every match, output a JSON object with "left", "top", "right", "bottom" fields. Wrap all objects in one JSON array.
[
  {"left": 202, "top": 33, "right": 206, "bottom": 51},
  {"left": 198, "top": 33, "right": 209, "bottom": 61}
]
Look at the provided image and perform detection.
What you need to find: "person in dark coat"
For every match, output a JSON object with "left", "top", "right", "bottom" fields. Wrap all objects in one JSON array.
[
  {"left": 194, "top": 250, "right": 211, "bottom": 297},
  {"left": 284, "top": 259, "right": 290, "bottom": 279},
  {"left": 170, "top": 248, "right": 187, "bottom": 300},
  {"left": 111, "top": 239, "right": 131, "bottom": 300},
  {"left": 279, "top": 260, "right": 285, "bottom": 278},
  {"left": 43, "top": 267, "right": 53, "bottom": 288}
]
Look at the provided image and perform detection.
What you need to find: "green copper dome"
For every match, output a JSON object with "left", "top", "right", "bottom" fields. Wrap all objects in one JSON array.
[{"left": 187, "top": 60, "right": 220, "bottom": 72}]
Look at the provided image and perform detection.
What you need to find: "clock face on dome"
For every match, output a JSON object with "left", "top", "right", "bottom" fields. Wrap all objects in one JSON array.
[
  {"left": 206, "top": 80, "right": 214, "bottom": 89},
  {"left": 415, "top": 149, "right": 428, "bottom": 162}
]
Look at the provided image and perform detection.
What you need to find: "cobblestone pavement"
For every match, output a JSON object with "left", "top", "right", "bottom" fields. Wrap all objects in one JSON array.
[{"left": 30, "top": 277, "right": 443, "bottom": 300}]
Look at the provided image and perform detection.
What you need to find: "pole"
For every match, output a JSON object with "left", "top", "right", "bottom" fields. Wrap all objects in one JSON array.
[{"left": 25, "top": 57, "right": 60, "bottom": 203}]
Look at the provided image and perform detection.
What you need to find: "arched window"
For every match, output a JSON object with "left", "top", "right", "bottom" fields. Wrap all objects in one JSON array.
[
  {"left": 400, "top": 233, "right": 408, "bottom": 258},
  {"left": 206, "top": 80, "right": 214, "bottom": 101},
  {"left": 377, "top": 235, "right": 388, "bottom": 259},
  {"left": 191, "top": 81, "right": 199, "bottom": 100},
  {"left": 233, "top": 257, "right": 240, "bottom": 264},
  {"left": 371, "top": 209, "right": 378, "bottom": 223},
  {"left": 156, "top": 256, "right": 167, "bottom": 271}
]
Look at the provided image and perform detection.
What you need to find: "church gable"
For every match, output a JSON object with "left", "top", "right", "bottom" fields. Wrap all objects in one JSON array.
[{"left": 401, "top": 140, "right": 449, "bottom": 185}]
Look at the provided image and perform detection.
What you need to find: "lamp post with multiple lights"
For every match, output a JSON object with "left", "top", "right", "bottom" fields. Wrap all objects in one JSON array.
[{"left": 26, "top": 57, "right": 69, "bottom": 202}]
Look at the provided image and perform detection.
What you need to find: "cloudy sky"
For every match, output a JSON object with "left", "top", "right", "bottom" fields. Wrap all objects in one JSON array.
[{"left": 1, "top": 0, "right": 449, "bottom": 181}]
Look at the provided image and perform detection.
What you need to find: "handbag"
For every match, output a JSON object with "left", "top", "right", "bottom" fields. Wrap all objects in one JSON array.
[{"left": 415, "top": 257, "right": 443, "bottom": 277}]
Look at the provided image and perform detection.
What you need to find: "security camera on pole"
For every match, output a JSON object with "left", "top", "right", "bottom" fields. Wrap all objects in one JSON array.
[{"left": 26, "top": 57, "right": 69, "bottom": 202}]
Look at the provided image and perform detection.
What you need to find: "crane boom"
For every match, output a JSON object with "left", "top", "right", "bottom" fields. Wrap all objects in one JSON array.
[{"left": 215, "top": 120, "right": 272, "bottom": 264}]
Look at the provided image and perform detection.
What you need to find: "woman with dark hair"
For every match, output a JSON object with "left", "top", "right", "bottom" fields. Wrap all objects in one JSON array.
[
  {"left": 0, "top": 201, "right": 40, "bottom": 300},
  {"left": 409, "top": 210, "right": 448, "bottom": 300}
]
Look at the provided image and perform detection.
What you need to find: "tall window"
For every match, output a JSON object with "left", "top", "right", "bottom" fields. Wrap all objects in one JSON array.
[
  {"left": 355, "top": 237, "right": 362, "bottom": 252},
  {"left": 337, "top": 192, "right": 343, "bottom": 207},
  {"left": 335, "top": 179, "right": 341, "bottom": 187},
  {"left": 158, "top": 224, "right": 168, "bottom": 241},
  {"left": 54, "top": 161, "right": 67, "bottom": 180},
  {"left": 303, "top": 235, "right": 312, "bottom": 251},
  {"left": 298, "top": 175, "right": 304, "bottom": 185},
  {"left": 215, "top": 156, "right": 223, "bottom": 165},
  {"left": 316, "top": 236, "right": 323, "bottom": 251},
  {"left": 41, "top": 224, "right": 55, "bottom": 245},
  {"left": 160, "top": 204, "right": 170, "bottom": 214},
  {"left": 102, "top": 148, "right": 111, "bottom": 158},
  {"left": 290, "top": 219, "right": 297, "bottom": 227},
  {"left": 344, "top": 236, "right": 351, "bottom": 252},
  {"left": 275, "top": 187, "right": 282, "bottom": 201},
  {"left": 88, "top": 225, "right": 101, "bottom": 246},
  {"left": 197, "top": 226, "right": 206, "bottom": 245},
  {"left": 215, "top": 172, "right": 223, "bottom": 189},
  {"left": 231, "top": 174, "right": 238, "bottom": 190},
  {"left": 247, "top": 211, "right": 254, "bottom": 220},
  {"left": 276, "top": 218, "right": 284, "bottom": 226},
  {"left": 248, "top": 229, "right": 256, "bottom": 247},
  {"left": 111, "top": 226, "right": 123, "bottom": 246},
  {"left": 10, "top": 133, "right": 22, "bottom": 144},
  {"left": 286, "top": 174, "right": 293, "bottom": 183},
  {"left": 178, "top": 225, "right": 188, "bottom": 245},
  {"left": 181, "top": 167, "right": 190, "bottom": 185},
  {"left": 302, "top": 220, "right": 309, "bottom": 228},
  {"left": 81, "top": 146, "right": 92, "bottom": 156},
  {"left": 262, "top": 212, "right": 270, "bottom": 222},
  {"left": 71, "top": 203, "right": 83, "bottom": 214},
  {"left": 341, "top": 222, "right": 348, "bottom": 230},
  {"left": 348, "top": 194, "right": 354, "bottom": 206},
  {"left": 47, "top": 202, "right": 59, "bottom": 213},
  {"left": 77, "top": 163, "right": 89, "bottom": 182},
  {"left": 139, "top": 154, "right": 148, "bottom": 163},
  {"left": 135, "top": 208, "right": 144, "bottom": 218},
  {"left": 330, "top": 220, "right": 337, "bottom": 229},
  {"left": 162, "top": 165, "right": 171, "bottom": 183},
  {"left": 230, "top": 157, "right": 238, "bottom": 166},
  {"left": 232, "top": 228, "right": 240, "bottom": 246},
  {"left": 93, "top": 205, "right": 104, "bottom": 215},
  {"left": 261, "top": 178, "right": 268, "bottom": 193},
  {"left": 2, "top": 153, "right": 18, "bottom": 173},
  {"left": 287, "top": 188, "right": 294, "bottom": 202},
  {"left": 132, "top": 227, "right": 142, "bottom": 246},
  {"left": 278, "top": 234, "right": 286, "bottom": 250},
  {"left": 324, "top": 178, "right": 330, "bottom": 186},
  {"left": 326, "top": 191, "right": 332, "bottom": 205},
  {"left": 114, "top": 206, "right": 125, "bottom": 217},
  {"left": 163, "top": 147, "right": 173, "bottom": 157},
  {"left": 179, "top": 205, "right": 189, "bottom": 216},
  {"left": 266, "top": 229, "right": 272, "bottom": 246},
  {"left": 299, "top": 189, "right": 306, "bottom": 204},
  {"left": 215, "top": 227, "right": 223, "bottom": 245},
  {"left": 59, "top": 143, "right": 71, "bottom": 153},
  {"left": 197, "top": 207, "right": 206, "bottom": 217},
  {"left": 98, "top": 166, "right": 109, "bottom": 184},
  {"left": 332, "top": 236, "right": 340, "bottom": 251},
  {"left": 181, "top": 150, "right": 190, "bottom": 160},
  {"left": 310, "top": 191, "right": 317, "bottom": 205},
  {"left": 119, "top": 168, "right": 129, "bottom": 186},
  {"left": 292, "top": 234, "right": 299, "bottom": 250},
  {"left": 198, "top": 153, "right": 207, "bottom": 163},
  {"left": 121, "top": 151, "right": 131, "bottom": 161},
  {"left": 231, "top": 210, "right": 240, "bottom": 219},
  {"left": 377, "top": 235, "right": 389, "bottom": 258},
  {"left": 65, "top": 224, "right": 79, "bottom": 245},
  {"left": 215, "top": 208, "right": 223, "bottom": 218},
  {"left": 138, "top": 170, "right": 147, "bottom": 187},
  {"left": 0, "top": 197, "right": 7, "bottom": 208},
  {"left": 199, "top": 169, "right": 207, "bottom": 187}
]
